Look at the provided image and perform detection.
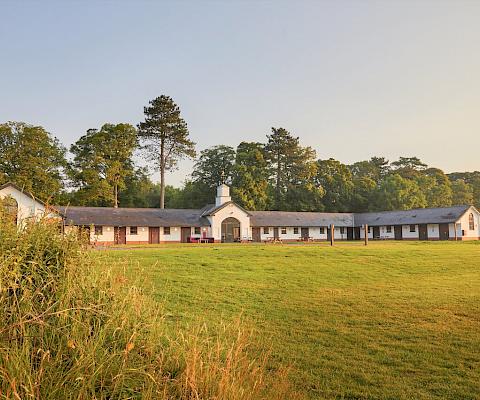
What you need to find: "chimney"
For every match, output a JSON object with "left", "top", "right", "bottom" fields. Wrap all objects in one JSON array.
[{"left": 215, "top": 184, "right": 231, "bottom": 207}]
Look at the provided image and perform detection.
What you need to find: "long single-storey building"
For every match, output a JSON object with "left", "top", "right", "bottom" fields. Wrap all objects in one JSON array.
[{"left": 1, "top": 182, "right": 479, "bottom": 244}]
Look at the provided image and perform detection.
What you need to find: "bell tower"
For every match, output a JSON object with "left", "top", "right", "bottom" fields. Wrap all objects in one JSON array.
[{"left": 215, "top": 184, "right": 231, "bottom": 207}]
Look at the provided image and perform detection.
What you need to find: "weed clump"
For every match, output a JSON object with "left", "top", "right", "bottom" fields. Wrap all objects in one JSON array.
[{"left": 0, "top": 204, "right": 294, "bottom": 399}]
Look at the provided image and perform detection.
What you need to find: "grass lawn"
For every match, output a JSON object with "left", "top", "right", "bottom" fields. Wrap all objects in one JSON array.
[{"left": 97, "top": 242, "right": 480, "bottom": 399}]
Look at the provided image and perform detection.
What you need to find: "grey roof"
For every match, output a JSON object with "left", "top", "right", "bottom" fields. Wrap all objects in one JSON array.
[
  {"left": 201, "top": 201, "right": 251, "bottom": 217},
  {"left": 56, "top": 206, "right": 210, "bottom": 227},
  {"left": 249, "top": 211, "right": 354, "bottom": 227},
  {"left": 54, "top": 203, "right": 474, "bottom": 229},
  {"left": 354, "top": 205, "right": 471, "bottom": 226}
]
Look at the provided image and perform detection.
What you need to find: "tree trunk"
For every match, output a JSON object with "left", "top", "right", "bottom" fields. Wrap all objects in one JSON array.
[
  {"left": 160, "top": 140, "right": 165, "bottom": 209},
  {"left": 114, "top": 183, "right": 118, "bottom": 208},
  {"left": 276, "top": 150, "right": 281, "bottom": 209}
]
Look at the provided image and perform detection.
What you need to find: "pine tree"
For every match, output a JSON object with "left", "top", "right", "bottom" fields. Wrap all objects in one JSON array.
[{"left": 138, "top": 96, "right": 196, "bottom": 208}]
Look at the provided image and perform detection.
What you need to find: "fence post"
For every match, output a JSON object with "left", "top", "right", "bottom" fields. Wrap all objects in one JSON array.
[
  {"left": 364, "top": 224, "right": 368, "bottom": 246},
  {"left": 330, "top": 224, "right": 335, "bottom": 246}
]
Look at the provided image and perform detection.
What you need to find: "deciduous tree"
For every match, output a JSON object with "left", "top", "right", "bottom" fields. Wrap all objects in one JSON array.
[
  {"left": 70, "top": 124, "right": 137, "bottom": 207},
  {"left": 265, "top": 127, "right": 319, "bottom": 210},
  {"left": 315, "top": 158, "right": 353, "bottom": 212},
  {"left": 0, "top": 121, "right": 67, "bottom": 201},
  {"left": 192, "top": 145, "right": 236, "bottom": 188},
  {"left": 232, "top": 142, "right": 270, "bottom": 210},
  {"left": 450, "top": 179, "right": 474, "bottom": 205},
  {"left": 374, "top": 173, "right": 427, "bottom": 210}
]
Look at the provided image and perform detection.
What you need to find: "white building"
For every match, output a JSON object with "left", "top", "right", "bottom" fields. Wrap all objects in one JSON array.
[
  {"left": 0, "top": 182, "right": 55, "bottom": 226},
  {"left": 1, "top": 182, "right": 479, "bottom": 244}
]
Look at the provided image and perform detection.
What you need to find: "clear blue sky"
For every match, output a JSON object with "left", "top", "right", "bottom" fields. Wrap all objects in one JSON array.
[{"left": 1, "top": 0, "right": 479, "bottom": 186}]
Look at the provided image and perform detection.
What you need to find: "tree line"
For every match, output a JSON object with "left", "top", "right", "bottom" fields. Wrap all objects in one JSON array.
[{"left": 1, "top": 95, "right": 479, "bottom": 212}]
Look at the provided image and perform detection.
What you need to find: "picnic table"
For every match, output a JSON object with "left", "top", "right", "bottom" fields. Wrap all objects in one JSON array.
[
  {"left": 188, "top": 237, "right": 214, "bottom": 243},
  {"left": 264, "top": 236, "right": 283, "bottom": 244}
]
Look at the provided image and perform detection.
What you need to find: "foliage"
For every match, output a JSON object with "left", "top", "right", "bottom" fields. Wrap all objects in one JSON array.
[
  {"left": 0, "top": 205, "right": 295, "bottom": 399},
  {"left": 232, "top": 142, "right": 270, "bottom": 210},
  {"left": 315, "top": 158, "right": 353, "bottom": 212},
  {"left": 69, "top": 123, "right": 138, "bottom": 207},
  {"left": 448, "top": 171, "right": 480, "bottom": 208},
  {"left": 0, "top": 121, "right": 67, "bottom": 201},
  {"left": 264, "top": 127, "right": 318, "bottom": 210},
  {"left": 3, "top": 119, "right": 480, "bottom": 212},
  {"left": 138, "top": 95, "right": 196, "bottom": 208},
  {"left": 374, "top": 173, "right": 427, "bottom": 210},
  {"left": 450, "top": 179, "right": 474, "bottom": 205},
  {"left": 192, "top": 145, "right": 236, "bottom": 188}
]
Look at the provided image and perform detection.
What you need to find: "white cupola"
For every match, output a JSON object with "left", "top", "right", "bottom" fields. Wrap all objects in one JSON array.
[{"left": 215, "top": 184, "right": 231, "bottom": 207}]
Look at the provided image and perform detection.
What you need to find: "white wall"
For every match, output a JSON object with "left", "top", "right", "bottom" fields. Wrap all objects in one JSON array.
[
  {"left": 427, "top": 224, "right": 439, "bottom": 239},
  {"left": 359, "top": 227, "right": 373, "bottom": 239},
  {"left": 208, "top": 203, "right": 251, "bottom": 241},
  {"left": 160, "top": 226, "right": 181, "bottom": 242},
  {"left": 0, "top": 185, "right": 49, "bottom": 226},
  {"left": 402, "top": 224, "right": 418, "bottom": 239},
  {"left": 457, "top": 207, "right": 480, "bottom": 239},
  {"left": 126, "top": 226, "right": 149, "bottom": 242},
  {"left": 359, "top": 225, "right": 418, "bottom": 239},
  {"left": 257, "top": 226, "right": 349, "bottom": 241},
  {"left": 91, "top": 226, "right": 115, "bottom": 243}
]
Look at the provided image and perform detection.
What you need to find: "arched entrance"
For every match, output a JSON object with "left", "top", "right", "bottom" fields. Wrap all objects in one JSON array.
[
  {"left": 221, "top": 217, "right": 240, "bottom": 242},
  {"left": 2, "top": 196, "right": 18, "bottom": 225}
]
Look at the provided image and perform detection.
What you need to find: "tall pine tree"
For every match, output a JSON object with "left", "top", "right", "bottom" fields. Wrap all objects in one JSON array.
[{"left": 138, "top": 96, "right": 196, "bottom": 208}]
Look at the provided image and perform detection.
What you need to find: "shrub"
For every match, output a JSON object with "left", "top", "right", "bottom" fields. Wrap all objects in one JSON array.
[{"left": 0, "top": 205, "right": 295, "bottom": 399}]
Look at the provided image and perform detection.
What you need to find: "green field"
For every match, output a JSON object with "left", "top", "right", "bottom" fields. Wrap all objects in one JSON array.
[{"left": 98, "top": 242, "right": 480, "bottom": 399}]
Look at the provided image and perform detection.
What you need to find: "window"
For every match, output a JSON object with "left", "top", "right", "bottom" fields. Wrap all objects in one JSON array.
[
  {"left": 410, "top": 225, "right": 416, "bottom": 232},
  {"left": 94, "top": 226, "right": 103, "bottom": 236},
  {"left": 386, "top": 226, "right": 392, "bottom": 233},
  {"left": 367, "top": 226, "right": 371, "bottom": 233},
  {"left": 319, "top": 227, "right": 325, "bottom": 234},
  {"left": 293, "top": 227, "right": 299, "bottom": 234},
  {"left": 194, "top": 227, "right": 201, "bottom": 235},
  {"left": 130, "top": 226, "right": 138, "bottom": 235},
  {"left": 281, "top": 227, "right": 287, "bottom": 235},
  {"left": 263, "top": 227, "right": 269, "bottom": 234},
  {"left": 340, "top": 227, "right": 345, "bottom": 234},
  {"left": 469, "top": 213, "right": 475, "bottom": 230},
  {"left": 164, "top": 227, "right": 170, "bottom": 235}
]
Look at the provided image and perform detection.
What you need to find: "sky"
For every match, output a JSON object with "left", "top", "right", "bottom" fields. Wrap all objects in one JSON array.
[{"left": 1, "top": 0, "right": 479, "bottom": 186}]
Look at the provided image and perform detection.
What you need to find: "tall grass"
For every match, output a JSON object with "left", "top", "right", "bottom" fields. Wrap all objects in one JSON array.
[{"left": 0, "top": 205, "right": 295, "bottom": 399}]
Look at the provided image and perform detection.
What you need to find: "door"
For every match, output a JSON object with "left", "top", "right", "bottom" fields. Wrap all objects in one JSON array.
[
  {"left": 439, "top": 223, "right": 449, "bottom": 240},
  {"left": 373, "top": 226, "right": 380, "bottom": 239},
  {"left": 181, "top": 227, "right": 191, "bottom": 243},
  {"left": 252, "top": 227, "right": 261, "bottom": 242},
  {"left": 233, "top": 226, "right": 240, "bottom": 241},
  {"left": 114, "top": 226, "right": 126, "bottom": 245},
  {"left": 419, "top": 224, "right": 428, "bottom": 240},
  {"left": 149, "top": 227, "right": 160, "bottom": 244},
  {"left": 394, "top": 225, "right": 403, "bottom": 240},
  {"left": 221, "top": 217, "right": 241, "bottom": 242},
  {"left": 354, "top": 227, "right": 361, "bottom": 240},
  {"left": 347, "top": 227, "right": 354, "bottom": 240},
  {"left": 301, "top": 227, "right": 309, "bottom": 239},
  {"left": 273, "top": 227, "right": 279, "bottom": 239}
]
